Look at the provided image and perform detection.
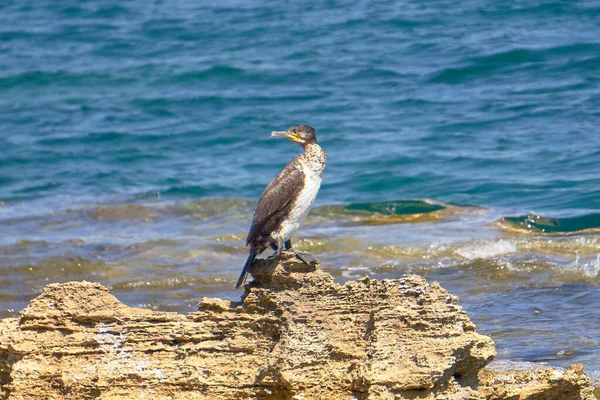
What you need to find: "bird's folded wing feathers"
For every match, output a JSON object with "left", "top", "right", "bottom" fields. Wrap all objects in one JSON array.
[{"left": 246, "top": 161, "right": 305, "bottom": 245}]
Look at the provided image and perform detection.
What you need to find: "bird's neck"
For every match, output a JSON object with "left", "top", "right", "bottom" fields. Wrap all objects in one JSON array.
[{"left": 301, "top": 143, "right": 327, "bottom": 176}]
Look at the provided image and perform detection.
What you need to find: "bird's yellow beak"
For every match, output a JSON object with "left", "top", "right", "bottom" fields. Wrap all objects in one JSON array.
[{"left": 271, "top": 130, "right": 299, "bottom": 142}]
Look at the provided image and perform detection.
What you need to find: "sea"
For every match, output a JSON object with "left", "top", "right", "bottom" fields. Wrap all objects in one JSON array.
[{"left": 1, "top": 0, "right": 600, "bottom": 385}]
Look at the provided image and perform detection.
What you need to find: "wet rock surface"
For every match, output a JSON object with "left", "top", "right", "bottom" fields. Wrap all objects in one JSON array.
[{"left": 0, "top": 252, "right": 594, "bottom": 399}]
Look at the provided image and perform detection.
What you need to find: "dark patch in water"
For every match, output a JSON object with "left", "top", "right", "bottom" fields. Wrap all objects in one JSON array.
[
  {"left": 344, "top": 200, "right": 444, "bottom": 215},
  {"left": 501, "top": 213, "right": 600, "bottom": 234}
]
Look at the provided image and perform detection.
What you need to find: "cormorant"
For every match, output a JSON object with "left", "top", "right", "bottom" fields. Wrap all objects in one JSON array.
[{"left": 235, "top": 125, "right": 326, "bottom": 288}]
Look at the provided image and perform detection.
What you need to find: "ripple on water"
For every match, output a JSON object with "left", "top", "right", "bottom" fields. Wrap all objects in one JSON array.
[
  {"left": 310, "top": 199, "right": 476, "bottom": 225},
  {"left": 497, "top": 213, "right": 600, "bottom": 234},
  {"left": 112, "top": 276, "right": 230, "bottom": 291}
]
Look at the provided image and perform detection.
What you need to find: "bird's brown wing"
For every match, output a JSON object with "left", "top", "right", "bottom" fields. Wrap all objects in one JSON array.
[{"left": 246, "top": 158, "right": 304, "bottom": 246}]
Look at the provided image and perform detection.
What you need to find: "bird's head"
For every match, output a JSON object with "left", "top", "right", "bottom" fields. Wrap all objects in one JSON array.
[{"left": 271, "top": 125, "right": 317, "bottom": 147}]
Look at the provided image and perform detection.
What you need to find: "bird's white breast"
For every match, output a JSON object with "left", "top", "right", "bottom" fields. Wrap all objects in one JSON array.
[{"left": 274, "top": 164, "right": 322, "bottom": 243}]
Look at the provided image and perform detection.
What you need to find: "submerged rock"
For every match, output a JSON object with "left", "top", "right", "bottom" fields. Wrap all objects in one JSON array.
[{"left": 0, "top": 252, "right": 594, "bottom": 399}]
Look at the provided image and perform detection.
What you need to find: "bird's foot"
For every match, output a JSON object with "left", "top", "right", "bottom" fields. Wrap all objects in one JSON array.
[
  {"left": 267, "top": 248, "right": 284, "bottom": 260},
  {"left": 266, "top": 248, "right": 317, "bottom": 266},
  {"left": 293, "top": 251, "right": 317, "bottom": 265}
]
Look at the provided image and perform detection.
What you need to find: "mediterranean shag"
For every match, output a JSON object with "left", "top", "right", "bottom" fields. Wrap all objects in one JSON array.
[{"left": 235, "top": 125, "right": 326, "bottom": 288}]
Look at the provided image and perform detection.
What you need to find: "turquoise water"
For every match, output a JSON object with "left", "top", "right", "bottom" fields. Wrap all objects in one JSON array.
[{"left": 1, "top": 0, "right": 600, "bottom": 383}]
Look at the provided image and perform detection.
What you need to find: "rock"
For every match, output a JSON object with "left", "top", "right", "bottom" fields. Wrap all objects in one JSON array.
[
  {"left": 479, "top": 364, "right": 595, "bottom": 400},
  {"left": 0, "top": 252, "right": 594, "bottom": 399}
]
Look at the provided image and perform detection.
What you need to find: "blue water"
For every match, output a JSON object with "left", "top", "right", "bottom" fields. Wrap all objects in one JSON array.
[
  {"left": 2, "top": 0, "right": 599, "bottom": 212},
  {"left": 1, "top": 0, "right": 600, "bottom": 384}
]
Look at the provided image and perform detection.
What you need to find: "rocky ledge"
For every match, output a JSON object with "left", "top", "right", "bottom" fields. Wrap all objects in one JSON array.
[{"left": 0, "top": 252, "right": 595, "bottom": 399}]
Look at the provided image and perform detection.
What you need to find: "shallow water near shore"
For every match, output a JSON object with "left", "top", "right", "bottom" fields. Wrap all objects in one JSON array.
[
  {"left": 2, "top": 0, "right": 600, "bottom": 387},
  {"left": 2, "top": 198, "right": 600, "bottom": 384}
]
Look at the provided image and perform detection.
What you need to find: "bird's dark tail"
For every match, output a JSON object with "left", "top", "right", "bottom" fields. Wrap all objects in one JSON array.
[{"left": 236, "top": 248, "right": 257, "bottom": 288}]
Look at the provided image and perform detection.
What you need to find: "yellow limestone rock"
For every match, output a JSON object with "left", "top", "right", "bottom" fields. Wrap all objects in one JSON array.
[{"left": 0, "top": 252, "right": 594, "bottom": 399}]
